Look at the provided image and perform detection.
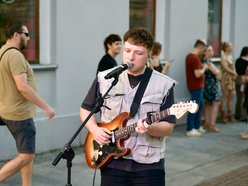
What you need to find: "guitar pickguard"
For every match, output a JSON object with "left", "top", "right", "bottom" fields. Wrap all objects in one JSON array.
[{"left": 91, "top": 140, "right": 124, "bottom": 166}]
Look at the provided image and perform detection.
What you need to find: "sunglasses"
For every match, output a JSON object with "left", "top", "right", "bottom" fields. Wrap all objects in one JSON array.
[{"left": 18, "top": 32, "right": 30, "bottom": 37}]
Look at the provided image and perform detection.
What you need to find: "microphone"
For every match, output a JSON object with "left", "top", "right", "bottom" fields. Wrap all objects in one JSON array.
[{"left": 104, "top": 62, "right": 133, "bottom": 79}]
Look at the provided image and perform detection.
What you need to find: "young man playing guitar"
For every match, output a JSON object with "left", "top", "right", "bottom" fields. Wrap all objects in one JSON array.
[{"left": 80, "top": 27, "right": 176, "bottom": 186}]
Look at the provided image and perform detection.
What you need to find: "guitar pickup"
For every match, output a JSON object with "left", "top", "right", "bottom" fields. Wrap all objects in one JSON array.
[
  {"left": 93, "top": 140, "right": 100, "bottom": 150},
  {"left": 111, "top": 131, "right": 115, "bottom": 143}
]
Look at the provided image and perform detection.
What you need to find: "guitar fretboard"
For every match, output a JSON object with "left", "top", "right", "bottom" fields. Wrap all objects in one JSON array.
[
  {"left": 114, "top": 109, "right": 169, "bottom": 140},
  {"left": 150, "top": 109, "right": 169, "bottom": 123}
]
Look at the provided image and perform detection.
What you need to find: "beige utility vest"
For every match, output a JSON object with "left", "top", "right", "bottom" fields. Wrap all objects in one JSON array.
[{"left": 97, "top": 68, "right": 176, "bottom": 163}]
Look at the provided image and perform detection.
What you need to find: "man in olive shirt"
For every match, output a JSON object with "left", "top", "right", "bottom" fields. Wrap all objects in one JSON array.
[{"left": 0, "top": 20, "right": 55, "bottom": 185}]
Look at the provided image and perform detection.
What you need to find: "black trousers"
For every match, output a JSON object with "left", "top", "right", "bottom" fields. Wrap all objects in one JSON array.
[{"left": 100, "top": 168, "right": 165, "bottom": 186}]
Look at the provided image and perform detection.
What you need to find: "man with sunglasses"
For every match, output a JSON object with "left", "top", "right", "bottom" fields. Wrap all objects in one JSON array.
[{"left": 0, "top": 20, "right": 55, "bottom": 185}]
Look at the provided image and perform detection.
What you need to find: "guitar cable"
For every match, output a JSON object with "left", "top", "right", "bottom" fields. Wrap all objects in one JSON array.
[{"left": 92, "top": 168, "right": 97, "bottom": 186}]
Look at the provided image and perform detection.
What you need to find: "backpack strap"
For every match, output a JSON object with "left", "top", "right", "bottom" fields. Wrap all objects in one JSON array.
[
  {"left": 0, "top": 47, "right": 19, "bottom": 126},
  {"left": 0, "top": 47, "right": 19, "bottom": 62},
  {"left": 129, "top": 67, "right": 153, "bottom": 118}
]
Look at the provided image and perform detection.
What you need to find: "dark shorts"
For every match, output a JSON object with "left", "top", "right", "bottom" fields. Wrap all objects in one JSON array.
[{"left": 2, "top": 118, "right": 36, "bottom": 154}]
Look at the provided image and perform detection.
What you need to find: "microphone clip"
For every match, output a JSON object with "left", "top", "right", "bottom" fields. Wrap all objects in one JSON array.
[{"left": 104, "top": 62, "right": 133, "bottom": 79}]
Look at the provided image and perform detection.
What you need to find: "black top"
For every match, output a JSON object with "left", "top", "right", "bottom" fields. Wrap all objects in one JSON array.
[
  {"left": 235, "top": 57, "right": 248, "bottom": 75},
  {"left": 153, "top": 63, "right": 163, "bottom": 73},
  {"left": 96, "top": 54, "right": 118, "bottom": 74}
]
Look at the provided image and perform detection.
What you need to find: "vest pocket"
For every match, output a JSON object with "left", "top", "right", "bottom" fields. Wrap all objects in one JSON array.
[
  {"left": 140, "top": 94, "right": 163, "bottom": 116},
  {"left": 132, "top": 142, "right": 162, "bottom": 163}
]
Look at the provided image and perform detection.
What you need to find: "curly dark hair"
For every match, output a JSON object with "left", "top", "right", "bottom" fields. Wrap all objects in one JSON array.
[{"left": 124, "top": 27, "right": 154, "bottom": 51}]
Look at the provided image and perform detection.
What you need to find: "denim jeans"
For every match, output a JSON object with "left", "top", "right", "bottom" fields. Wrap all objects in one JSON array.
[{"left": 187, "top": 88, "right": 203, "bottom": 131}]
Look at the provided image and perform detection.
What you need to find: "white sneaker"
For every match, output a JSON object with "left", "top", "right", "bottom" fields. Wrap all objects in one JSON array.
[
  {"left": 198, "top": 126, "right": 206, "bottom": 134},
  {"left": 186, "top": 129, "right": 202, "bottom": 137}
]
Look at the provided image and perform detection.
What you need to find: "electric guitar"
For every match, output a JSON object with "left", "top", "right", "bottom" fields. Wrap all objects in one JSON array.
[{"left": 84, "top": 101, "right": 198, "bottom": 169}]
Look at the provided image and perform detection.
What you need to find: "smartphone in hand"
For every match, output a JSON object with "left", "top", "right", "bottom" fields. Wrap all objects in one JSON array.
[
  {"left": 161, "top": 58, "right": 174, "bottom": 65},
  {"left": 168, "top": 58, "right": 174, "bottom": 63}
]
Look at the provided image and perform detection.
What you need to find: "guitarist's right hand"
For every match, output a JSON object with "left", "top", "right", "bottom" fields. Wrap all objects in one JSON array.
[{"left": 92, "top": 127, "right": 112, "bottom": 145}]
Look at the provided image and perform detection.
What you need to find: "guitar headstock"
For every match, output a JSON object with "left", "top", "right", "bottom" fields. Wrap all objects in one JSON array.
[{"left": 169, "top": 101, "right": 199, "bottom": 119}]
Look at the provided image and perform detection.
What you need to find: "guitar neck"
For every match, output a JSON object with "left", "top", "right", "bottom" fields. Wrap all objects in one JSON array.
[
  {"left": 114, "top": 109, "right": 169, "bottom": 140},
  {"left": 149, "top": 109, "right": 170, "bottom": 123}
]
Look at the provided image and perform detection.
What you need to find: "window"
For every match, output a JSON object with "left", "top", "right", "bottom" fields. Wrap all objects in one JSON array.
[
  {"left": 208, "top": 0, "right": 222, "bottom": 56},
  {"left": 130, "top": 0, "right": 156, "bottom": 36},
  {"left": 0, "top": 0, "right": 39, "bottom": 64}
]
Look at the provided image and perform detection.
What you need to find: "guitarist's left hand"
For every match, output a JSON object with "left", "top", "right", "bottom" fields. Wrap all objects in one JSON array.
[{"left": 135, "top": 119, "right": 149, "bottom": 134}]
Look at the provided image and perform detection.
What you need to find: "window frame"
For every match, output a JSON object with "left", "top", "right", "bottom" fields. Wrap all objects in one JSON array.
[
  {"left": 208, "top": 0, "right": 222, "bottom": 57},
  {"left": 0, "top": 0, "right": 39, "bottom": 64},
  {"left": 129, "top": 0, "right": 156, "bottom": 36}
]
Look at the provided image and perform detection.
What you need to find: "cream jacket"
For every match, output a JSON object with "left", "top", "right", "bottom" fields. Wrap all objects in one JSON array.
[{"left": 97, "top": 68, "right": 176, "bottom": 163}]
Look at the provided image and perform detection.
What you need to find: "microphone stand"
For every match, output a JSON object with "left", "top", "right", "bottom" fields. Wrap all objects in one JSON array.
[{"left": 52, "top": 75, "right": 120, "bottom": 186}]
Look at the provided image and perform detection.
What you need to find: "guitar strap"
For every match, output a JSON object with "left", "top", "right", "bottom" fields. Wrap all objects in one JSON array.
[{"left": 129, "top": 67, "right": 153, "bottom": 118}]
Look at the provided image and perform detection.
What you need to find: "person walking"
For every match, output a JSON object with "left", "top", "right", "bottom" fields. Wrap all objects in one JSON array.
[{"left": 0, "top": 20, "right": 55, "bottom": 185}]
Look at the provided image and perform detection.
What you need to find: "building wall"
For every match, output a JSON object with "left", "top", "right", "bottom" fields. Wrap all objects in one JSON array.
[
  {"left": 232, "top": 0, "right": 248, "bottom": 58},
  {"left": 156, "top": 0, "right": 248, "bottom": 123},
  {"left": 0, "top": 0, "right": 129, "bottom": 160},
  {"left": 165, "top": 0, "right": 208, "bottom": 101},
  {"left": 1, "top": 0, "right": 248, "bottom": 160},
  {"left": 156, "top": 0, "right": 208, "bottom": 123}
]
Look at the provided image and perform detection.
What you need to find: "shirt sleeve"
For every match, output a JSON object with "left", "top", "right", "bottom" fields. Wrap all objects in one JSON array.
[
  {"left": 159, "top": 87, "right": 176, "bottom": 124},
  {"left": 191, "top": 55, "right": 202, "bottom": 70},
  {"left": 81, "top": 78, "right": 100, "bottom": 112}
]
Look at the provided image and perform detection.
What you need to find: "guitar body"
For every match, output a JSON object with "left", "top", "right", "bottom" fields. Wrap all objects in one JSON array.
[
  {"left": 84, "top": 112, "right": 131, "bottom": 169},
  {"left": 84, "top": 101, "right": 198, "bottom": 169}
]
